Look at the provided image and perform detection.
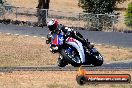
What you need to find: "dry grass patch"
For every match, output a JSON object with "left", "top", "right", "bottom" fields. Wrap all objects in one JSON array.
[
  {"left": 49, "top": 0, "right": 82, "bottom": 12},
  {"left": 6, "top": 0, "right": 38, "bottom": 9},
  {"left": 0, "top": 33, "right": 58, "bottom": 67},
  {"left": 95, "top": 44, "right": 132, "bottom": 62},
  {"left": 57, "top": 19, "right": 85, "bottom": 27},
  {"left": 6, "top": 0, "right": 83, "bottom": 13},
  {"left": 6, "top": 0, "right": 83, "bottom": 25},
  {"left": 0, "top": 33, "right": 132, "bottom": 66},
  {"left": 0, "top": 71, "right": 131, "bottom": 88}
]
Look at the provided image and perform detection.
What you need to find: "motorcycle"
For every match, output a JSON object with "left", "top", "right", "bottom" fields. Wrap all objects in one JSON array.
[{"left": 46, "top": 30, "right": 103, "bottom": 67}]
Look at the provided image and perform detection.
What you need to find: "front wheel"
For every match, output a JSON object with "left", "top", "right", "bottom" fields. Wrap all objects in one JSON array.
[
  {"left": 71, "top": 63, "right": 81, "bottom": 67},
  {"left": 57, "top": 56, "right": 68, "bottom": 67},
  {"left": 61, "top": 49, "right": 81, "bottom": 67}
]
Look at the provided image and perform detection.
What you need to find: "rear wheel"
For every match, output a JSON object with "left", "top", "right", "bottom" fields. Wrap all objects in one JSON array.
[
  {"left": 92, "top": 60, "right": 103, "bottom": 66},
  {"left": 92, "top": 54, "right": 103, "bottom": 66}
]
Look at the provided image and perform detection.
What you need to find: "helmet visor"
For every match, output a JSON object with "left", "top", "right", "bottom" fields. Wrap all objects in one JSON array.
[{"left": 48, "top": 25, "right": 54, "bottom": 31}]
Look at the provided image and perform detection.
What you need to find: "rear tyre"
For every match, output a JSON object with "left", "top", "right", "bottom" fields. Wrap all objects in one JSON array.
[
  {"left": 92, "top": 60, "right": 103, "bottom": 66},
  {"left": 92, "top": 54, "right": 103, "bottom": 66}
]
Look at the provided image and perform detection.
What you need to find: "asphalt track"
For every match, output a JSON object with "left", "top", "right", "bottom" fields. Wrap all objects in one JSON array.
[
  {"left": 0, "top": 24, "right": 132, "bottom": 48},
  {"left": 0, "top": 24, "right": 132, "bottom": 71}
]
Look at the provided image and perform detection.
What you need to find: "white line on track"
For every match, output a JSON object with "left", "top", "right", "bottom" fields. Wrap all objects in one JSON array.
[
  {"left": 33, "top": 36, "right": 38, "bottom": 38},
  {"left": 24, "top": 35, "right": 29, "bottom": 37},
  {"left": 96, "top": 44, "right": 102, "bottom": 46},
  {"left": 14, "top": 34, "right": 19, "bottom": 36},
  {"left": 106, "top": 63, "right": 110, "bottom": 64},
  {"left": 6, "top": 33, "right": 11, "bottom": 35},
  {"left": 2, "top": 32, "right": 47, "bottom": 39},
  {"left": 41, "top": 37, "right": 46, "bottom": 39}
]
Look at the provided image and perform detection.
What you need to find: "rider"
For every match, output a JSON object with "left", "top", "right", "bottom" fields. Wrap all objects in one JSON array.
[{"left": 47, "top": 19, "right": 90, "bottom": 47}]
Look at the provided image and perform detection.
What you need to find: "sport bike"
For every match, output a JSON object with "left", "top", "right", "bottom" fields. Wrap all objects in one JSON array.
[{"left": 46, "top": 31, "right": 103, "bottom": 67}]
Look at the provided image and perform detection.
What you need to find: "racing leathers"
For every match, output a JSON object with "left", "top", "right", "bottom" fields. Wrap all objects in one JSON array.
[{"left": 58, "top": 24, "right": 89, "bottom": 47}]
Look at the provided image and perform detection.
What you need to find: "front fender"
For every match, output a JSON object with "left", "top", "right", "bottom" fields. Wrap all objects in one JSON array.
[{"left": 65, "top": 38, "right": 85, "bottom": 63}]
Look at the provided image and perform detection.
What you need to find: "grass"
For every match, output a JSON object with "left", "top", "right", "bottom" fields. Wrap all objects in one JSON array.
[
  {"left": 0, "top": 33, "right": 58, "bottom": 67},
  {"left": 57, "top": 19, "right": 85, "bottom": 27},
  {"left": 5, "top": 0, "right": 38, "bottom": 9},
  {"left": 95, "top": 44, "right": 132, "bottom": 62},
  {"left": 0, "top": 71, "right": 131, "bottom": 88},
  {"left": 0, "top": 33, "right": 131, "bottom": 66},
  {"left": 5, "top": 0, "right": 83, "bottom": 26},
  {"left": 6, "top": 0, "right": 82, "bottom": 12}
]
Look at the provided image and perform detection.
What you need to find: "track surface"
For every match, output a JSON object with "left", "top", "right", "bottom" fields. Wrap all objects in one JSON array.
[{"left": 0, "top": 24, "right": 132, "bottom": 48}]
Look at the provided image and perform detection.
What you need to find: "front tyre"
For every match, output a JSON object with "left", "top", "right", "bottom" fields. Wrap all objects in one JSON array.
[
  {"left": 57, "top": 58, "right": 68, "bottom": 67},
  {"left": 71, "top": 63, "right": 81, "bottom": 67},
  {"left": 61, "top": 49, "right": 81, "bottom": 67}
]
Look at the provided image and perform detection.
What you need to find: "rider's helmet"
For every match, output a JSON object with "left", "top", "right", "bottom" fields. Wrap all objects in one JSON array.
[{"left": 47, "top": 19, "right": 58, "bottom": 31}]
